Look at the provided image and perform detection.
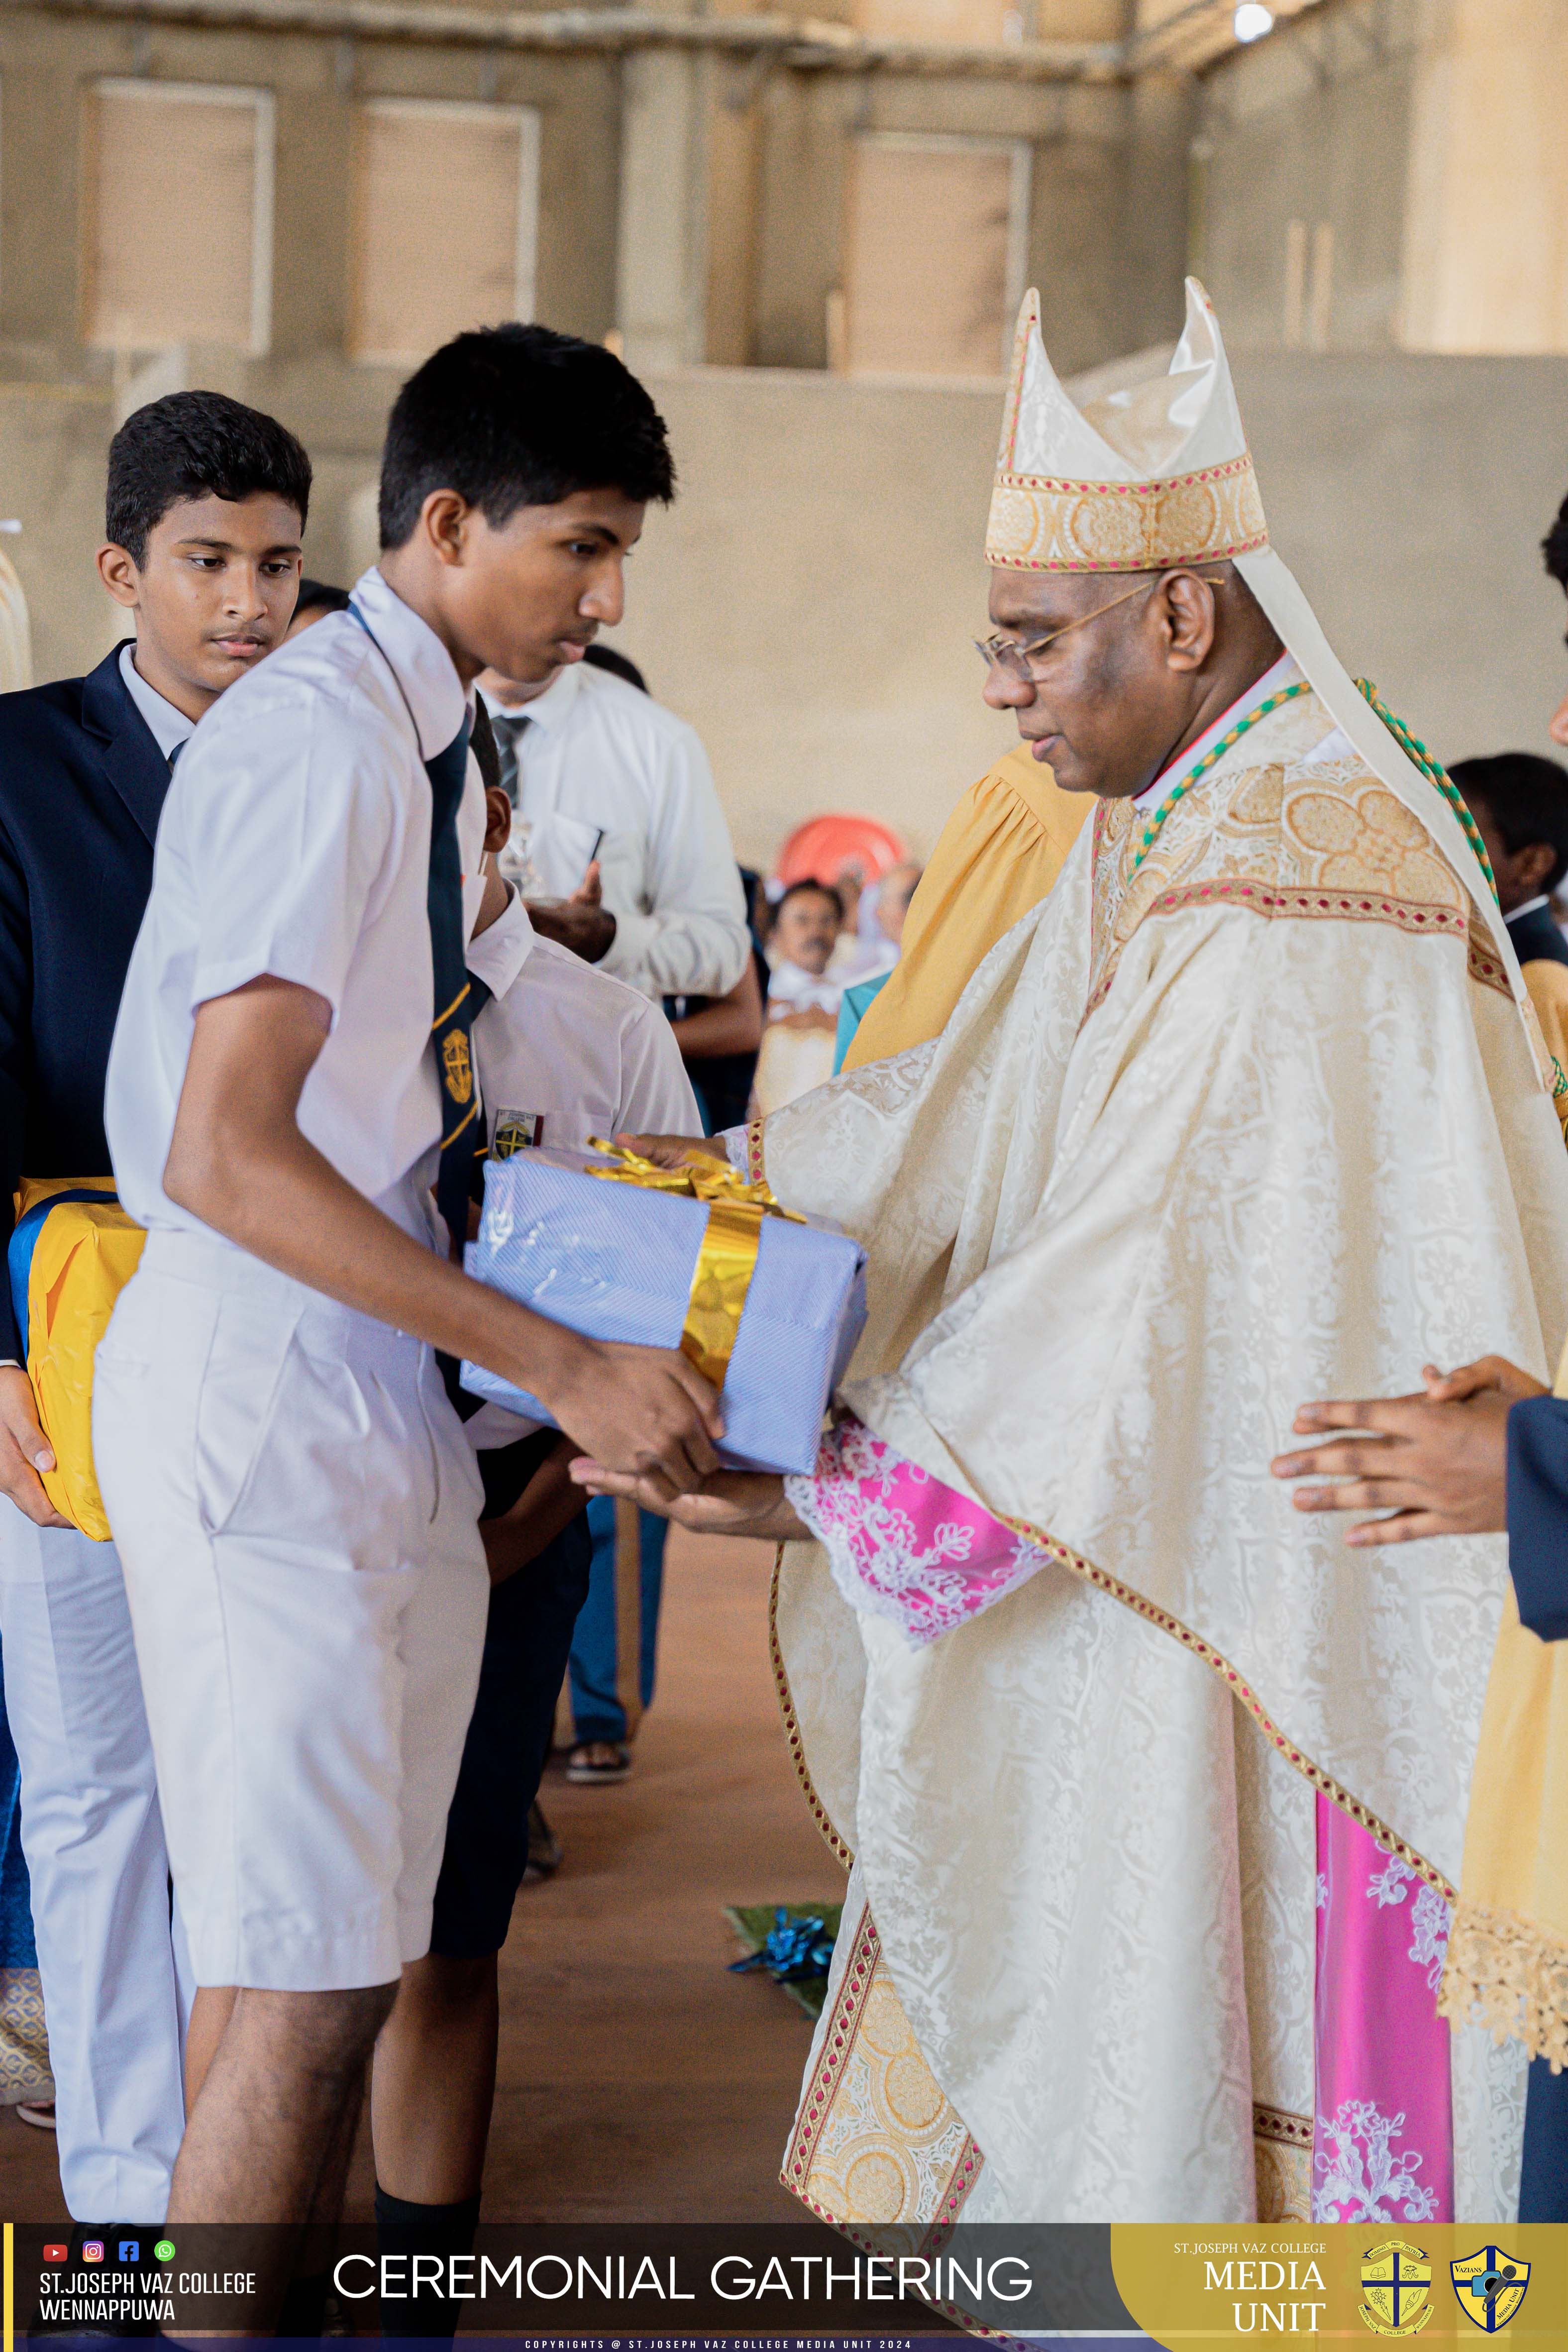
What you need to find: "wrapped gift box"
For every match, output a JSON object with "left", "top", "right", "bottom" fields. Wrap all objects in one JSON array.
[{"left": 460, "top": 1145, "right": 867, "bottom": 1476}]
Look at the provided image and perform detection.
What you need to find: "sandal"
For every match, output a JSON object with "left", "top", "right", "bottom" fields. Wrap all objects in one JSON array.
[{"left": 566, "top": 1740, "right": 630, "bottom": 1785}]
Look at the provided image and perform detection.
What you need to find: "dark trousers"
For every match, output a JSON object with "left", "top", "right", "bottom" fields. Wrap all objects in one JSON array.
[
  {"left": 567, "top": 1495, "right": 667, "bottom": 1746},
  {"left": 1520, "top": 2052, "right": 1568, "bottom": 2220},
  {"left": 428, "top": 1509, "right": 592, "bottom": 1960}
]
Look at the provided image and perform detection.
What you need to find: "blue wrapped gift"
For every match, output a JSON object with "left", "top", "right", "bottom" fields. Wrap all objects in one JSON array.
[{"left": 460, "top": 1145, "right": 867, "bottom": 1475}]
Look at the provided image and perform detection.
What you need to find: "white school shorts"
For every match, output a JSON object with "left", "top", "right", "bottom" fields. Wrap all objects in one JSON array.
[{"left": 93, "top": 1230, "right": 490, "bottom": 1992}]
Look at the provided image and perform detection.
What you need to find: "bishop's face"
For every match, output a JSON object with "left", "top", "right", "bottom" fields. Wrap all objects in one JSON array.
[{"left": 981, "top": 565, "right": 1221, "bottom": 801}]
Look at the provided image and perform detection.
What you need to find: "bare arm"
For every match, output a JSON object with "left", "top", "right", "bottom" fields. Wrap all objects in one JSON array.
[
  {"left": 481, "top": 1439, "right": 589, "bottom": 1587},
  {"left": 568, "top": 1455, "right": 807, "bottom": 1543},
  {"left": 524, "top": 860, "right": 616, "bottom": 964},
  {"left": 165, "top": 977, "right": 725, "bottom": 1489},
  {"left": 667, "top": 958, "right": 764, "bottom": 1060}
]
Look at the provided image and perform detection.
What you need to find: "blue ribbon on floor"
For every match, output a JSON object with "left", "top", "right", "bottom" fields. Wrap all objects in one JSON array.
[{"left": 729, "top": 1908, "right": 836, "bottom": 1985}]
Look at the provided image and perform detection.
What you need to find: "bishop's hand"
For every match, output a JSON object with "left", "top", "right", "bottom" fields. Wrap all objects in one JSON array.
[
  {"left": 568, "top": 1455, "right": 808, "bottom": 1543},
  {"left": 613, "top": 1130, "right": 730, "bottom": 1169}
]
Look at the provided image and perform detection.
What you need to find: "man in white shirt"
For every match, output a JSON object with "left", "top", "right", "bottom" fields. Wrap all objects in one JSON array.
[
  {"left": 479, "top": 646, "right": 748, "bottom": 1783},
  {"left": 93, "top": 324, "right": 723, "bottom": 2295},
  {"left": 479, "top": 644, "right": 749, "bottom": 1003},
  {"left": 368, "top": 789, "right": 701, "bottom": 2324},
  {"left": 0, "top": 389, "right": 311, "bottom": 2222}
]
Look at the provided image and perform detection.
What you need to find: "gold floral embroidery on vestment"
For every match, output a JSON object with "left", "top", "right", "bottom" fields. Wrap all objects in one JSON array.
[
  {"left": 1254, "top": 2113, "right": 1312, "bottom": 2223},
  {"left": 1083, "top": 699, "right": 1470, "bottom": 1028},
  {"left": 1466, "top": 919, "right": 1513, "bottom": 1002},
  {"left": 782, "top": 1908, "right": 983, "bottom": 2236},
  {"left": 0, "top": 1967, "right": 52, "bottom": 2103},
  {"left": 986, "top": 456, "right": 1267, "bottom": 575}
]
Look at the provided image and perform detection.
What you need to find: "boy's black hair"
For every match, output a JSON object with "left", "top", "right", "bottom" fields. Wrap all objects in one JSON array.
[
  {"left": 1544, "top": 490, "right": 1568, "bottom": 590},
  {"left": 582, "top": 641, "right": 648, "bottom": 694},
  {"left": 106, "top": 389, "right": 312, "bottom": 568},
  {"left": 294, "top": 577, "right": 351, "bottom": 618},
  {"left": 776, "top": 878, "right": 844, "bottom": 922},
  {"left": 1451, "top": 751, "right": 1568, "bottom": 893},
  {"left": 378, "top": 323, "right": 675, "bottom": 550}
]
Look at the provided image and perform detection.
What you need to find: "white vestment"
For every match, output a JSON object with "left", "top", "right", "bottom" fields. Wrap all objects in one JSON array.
[{"left": 758, "top": 685, "right": 1568, "bottom": 2224}]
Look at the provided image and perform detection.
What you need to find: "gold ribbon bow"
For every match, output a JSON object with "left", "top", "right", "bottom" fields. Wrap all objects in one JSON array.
[{"left": 587, "top": 1138, "right": 805, "bottom": 1390}]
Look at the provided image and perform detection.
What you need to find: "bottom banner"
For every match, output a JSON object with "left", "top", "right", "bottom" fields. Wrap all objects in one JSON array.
[{"left": 0, "top": 2219, "right": 1562, "bottom": 2343}]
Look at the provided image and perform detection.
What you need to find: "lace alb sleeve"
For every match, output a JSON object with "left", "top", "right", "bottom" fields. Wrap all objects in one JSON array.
[{"left": 784, "top": 1414, "right": 1051, "bottom": 1647}]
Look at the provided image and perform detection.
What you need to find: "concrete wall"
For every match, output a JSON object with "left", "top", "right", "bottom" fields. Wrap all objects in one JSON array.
[
  {"left": 1195, "top": 0, "right": 1568, "bottom": 359},
  {"left": 1194, "top": 0, "right": 1419, "bottom": 352},
  {"left": 1401, "top": 0, "right": 1568, "bottom": 354},
  {"left": 0, "top": 7, "right": 1177, "bottom": 395},
  {"left": 5, "top": 346, "right": 1567, "bottom": 872},
  {"left": 0, "top": 10, "right": 626, "bottom": 374}
]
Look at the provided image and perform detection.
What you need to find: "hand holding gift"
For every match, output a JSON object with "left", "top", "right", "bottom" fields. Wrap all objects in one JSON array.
[{"left": 462, "top": 1140, "right": 866, "bottom": 1478}]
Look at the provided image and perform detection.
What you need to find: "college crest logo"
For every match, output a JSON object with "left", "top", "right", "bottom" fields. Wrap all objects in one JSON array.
[
  {"left": 1359, "top": 2241, "right": 1433, "bottom": 2336},
  {"left": 1450, "top": 2247, "right": 1530, "bottom": 2332},
  {"left": 492, "top": 1108, "right": 543, "bottom": 1159},
  {"left": 441, "top": 1027, "right": 473, "bottom": 1107}
]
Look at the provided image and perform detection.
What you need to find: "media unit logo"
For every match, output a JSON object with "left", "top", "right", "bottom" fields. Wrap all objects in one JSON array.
[
  {"left": 1450, "top": 2246, "right": 1530, "bottom": 2332},
  {"left": 1359, "top": 2240, "right": 1433, "bottom": 2336}
]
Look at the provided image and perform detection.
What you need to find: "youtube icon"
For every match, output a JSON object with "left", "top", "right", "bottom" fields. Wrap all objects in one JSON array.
[{"left": 41, "top": 2246, "right": 67, "bottom": 2265}]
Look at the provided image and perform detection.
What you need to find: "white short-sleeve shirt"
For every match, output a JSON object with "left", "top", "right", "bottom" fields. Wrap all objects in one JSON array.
[
  {"left": 462, "top": 885, "right": 701, "bottom": 1447},
  {"left": 484, "top": 660, "right": 748, "bottom": 1004},
  {"left": 105, "top": 568, "right": 489, "bottom": 1246},
  {"left": 466, "top": 885, "right": 702, "bottom": 1153}
]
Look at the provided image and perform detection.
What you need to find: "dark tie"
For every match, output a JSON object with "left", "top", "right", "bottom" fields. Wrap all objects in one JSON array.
[
  {"left": 168, "top": 740, "right": 186, "bottom": 771},
  {"left": 489, "top": 709, "right": 530, "bottom": 806},
  {"left": 424, "top": 718, "right": 489, "bottom": 1258}
]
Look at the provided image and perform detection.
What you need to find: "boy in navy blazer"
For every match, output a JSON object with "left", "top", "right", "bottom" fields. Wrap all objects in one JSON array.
[{"left": 0, "top": 390, "right": 310, "bottom": 2221}]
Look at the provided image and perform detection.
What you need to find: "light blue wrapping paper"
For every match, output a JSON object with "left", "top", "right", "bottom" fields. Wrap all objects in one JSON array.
[{"left": 460, "top": 1147, "right": 867, "bottom": 1474}]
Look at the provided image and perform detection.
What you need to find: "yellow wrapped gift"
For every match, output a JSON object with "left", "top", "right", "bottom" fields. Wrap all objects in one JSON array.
[{"left": 7, "top": 1178, "right": 145, "bottom": 1540}]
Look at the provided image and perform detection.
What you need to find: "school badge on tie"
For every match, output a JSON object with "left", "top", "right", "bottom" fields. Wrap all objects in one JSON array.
[
  {"left": 442, "top": 1025, "right": 473, "bottom": 1106},
  {"left": 1359, "top": 2242, "right": 1433, "bottom": 2336},
  {"left": 1450, "top": 2248, "right": 1530, "bottom": 2332}
]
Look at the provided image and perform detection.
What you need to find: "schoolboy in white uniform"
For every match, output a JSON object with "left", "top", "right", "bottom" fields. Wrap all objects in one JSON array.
[
  {"left": 472, "top": 884, "right": 701, "bottom": 1150},
  {"left": 93, "top": 324, "right": 723, "bottom": 2297},
  {"left": 368, "top": 790, "right": 702, "bottom": 2327}
]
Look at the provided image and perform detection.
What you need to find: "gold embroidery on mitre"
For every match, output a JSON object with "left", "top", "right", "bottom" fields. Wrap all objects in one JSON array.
[
  {"left": 441, "top": 1027, "right": 474, "bottom": 1106},
  {"left": 986, "top": 455, "right": 1267, "bottom": 575}
]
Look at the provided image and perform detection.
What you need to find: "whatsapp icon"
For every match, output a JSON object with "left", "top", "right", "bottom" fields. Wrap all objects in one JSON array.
[{"left": 154, "top": 2241, "right": 175, "bottom": 2262}]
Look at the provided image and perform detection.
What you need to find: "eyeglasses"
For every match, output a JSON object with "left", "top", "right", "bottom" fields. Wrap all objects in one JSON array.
[
  {"left": 974, "top": 565, "right": 1231, "bottom": 684},
  {"left": 973, "top": 578, "right": 1157, "bottom": 684}
]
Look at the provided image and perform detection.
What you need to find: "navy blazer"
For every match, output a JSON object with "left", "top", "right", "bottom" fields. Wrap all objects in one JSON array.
[
  {"left": 1506, "top": 1394, "right": 1568, "bottom": 1642},
  {"left": 1506, "top": 900, "right": 1568, "bottom": 970},
  {"left": 0, "top": 643, "right": 171, "bottom": 1359}
]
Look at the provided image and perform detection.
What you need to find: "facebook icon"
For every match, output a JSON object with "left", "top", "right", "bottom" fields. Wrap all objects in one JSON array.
[{"left": 118, "top": 2242, "right": 138, "bottom": 2263}]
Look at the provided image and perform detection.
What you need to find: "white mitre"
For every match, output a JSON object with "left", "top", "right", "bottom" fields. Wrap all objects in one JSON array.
[{"left": 986, "top": 277, "right": 1521, "bottom": 985}]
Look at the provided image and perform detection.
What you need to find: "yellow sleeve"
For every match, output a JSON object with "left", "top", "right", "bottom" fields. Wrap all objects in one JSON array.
[
  {"left": 843, "top": 743, "right": 1090, "bottom": 1071},
  {"left": 1523, "top": 958, "right": 1568, "bottom": 1093}
]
